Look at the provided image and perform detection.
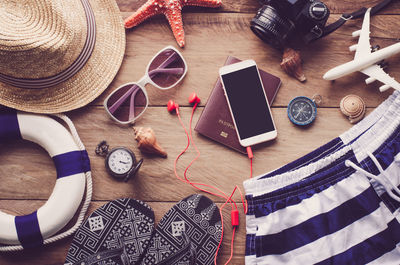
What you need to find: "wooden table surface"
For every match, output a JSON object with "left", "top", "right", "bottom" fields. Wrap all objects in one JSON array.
[{"left": 1, "top": 0, "right": 400, "bottom": 264}]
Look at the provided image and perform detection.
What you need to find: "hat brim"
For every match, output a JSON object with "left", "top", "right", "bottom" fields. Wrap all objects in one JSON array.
[{"left": 0, "top": 0, "right": 125, "bottom": 114}]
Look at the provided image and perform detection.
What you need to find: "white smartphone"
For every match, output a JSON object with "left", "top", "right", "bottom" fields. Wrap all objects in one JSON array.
[{"left": 219, "top": 60, "right": 277, "bottom": 147}]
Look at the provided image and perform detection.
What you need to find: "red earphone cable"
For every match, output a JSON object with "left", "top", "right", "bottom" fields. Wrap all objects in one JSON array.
[
  {"left": 183, "top": 102, "right": 239, "bottom": 209},
  {"left": 173, "top": 110, "right": 191, "bottom": 184},
  {"left": 247, "top": 146, "right": 253, "bottom": 179},
  {"left": 183, "top": 102, "right": 201, "bottom": 182},
  {"left": 173, "top": 106, "right": 237, "bottom": 210},
  {"left": 173, "top": 99, "right": 253, "bottom": 264},
  {"left": 237, "top": 182, "right": 248, "bottom": 214},
  {"left": 183, "top": 103, "right": 250, "bottom": 264},
  {"left": 185, "top": 102, "right": 250, "bottom": 213},
  {"left": 214, "top": 186, "right": 238, "bottom": 265}
]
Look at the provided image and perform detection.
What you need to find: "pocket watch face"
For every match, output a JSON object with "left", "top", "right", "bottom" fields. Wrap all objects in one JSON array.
[{"left": 107, "top": 148, "right": 134, "bottom": 175}]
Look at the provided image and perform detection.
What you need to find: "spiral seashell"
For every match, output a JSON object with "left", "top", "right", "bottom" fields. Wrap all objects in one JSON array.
[
  {"left": 133, "top": 127, "right": 168, "bottom": 158},
  {"left": 340, "top": 95, "right": 366, "bottom": 124},
  {"left": 280, "top": 48, "right": 306, "bottom": 82}
]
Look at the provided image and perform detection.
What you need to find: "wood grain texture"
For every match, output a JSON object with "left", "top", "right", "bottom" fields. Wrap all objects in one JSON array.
[
  {"left": 1, "top": 0, "right": 400, "bottom": 264},
  {"left": 0, "top": 107, "right": 355, "bottom": 202},
  {"left": 92, "top": 13, "right": 400, "bottom": 108},
  {"left": 116, "top": 0, "right": 400, "bottom": 14}
]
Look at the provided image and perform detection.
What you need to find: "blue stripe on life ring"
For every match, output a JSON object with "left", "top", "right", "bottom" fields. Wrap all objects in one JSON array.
[
  {"left": 15, "top": 211, "right": 43, "bottom": 249},
  {"left": 0, "top": 109, "right": 22, "bottom": 140},
  {"left": 53, "top": 150, "right": 91, "bottom": 179}
]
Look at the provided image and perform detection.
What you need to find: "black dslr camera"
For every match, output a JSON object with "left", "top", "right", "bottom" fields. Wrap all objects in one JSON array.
[{"left": 251, "top": 0, "right": 330, "bottom": 49}]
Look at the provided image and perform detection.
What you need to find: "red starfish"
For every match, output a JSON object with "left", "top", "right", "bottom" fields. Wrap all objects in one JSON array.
[{"left": 124, "top": 0, "right": 222, "bottom": 47}]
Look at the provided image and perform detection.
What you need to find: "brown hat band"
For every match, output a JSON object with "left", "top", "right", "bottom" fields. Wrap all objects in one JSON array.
[{"left": 0, "top": 0, "right": 96, "bottom": 89}]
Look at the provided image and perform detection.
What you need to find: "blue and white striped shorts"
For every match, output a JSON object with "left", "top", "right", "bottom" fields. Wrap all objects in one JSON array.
[{"left": 244, "top": 91, "right": 400, "bottom": 265}]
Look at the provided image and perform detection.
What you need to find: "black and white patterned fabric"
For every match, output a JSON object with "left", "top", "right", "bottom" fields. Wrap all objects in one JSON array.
[
  {"left": 64, "top": 198, "right": 155, "bottom": 265},
  {"left": 140, "top": 194, "right": 222, "bottom": 265}
]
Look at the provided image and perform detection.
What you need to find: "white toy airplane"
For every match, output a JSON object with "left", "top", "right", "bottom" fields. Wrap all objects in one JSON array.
[{"left": 323, "top": 8, "right": 400, "bottom": 92}]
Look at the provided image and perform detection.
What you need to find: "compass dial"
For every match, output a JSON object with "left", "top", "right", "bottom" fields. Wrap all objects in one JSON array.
[{"left": 287, "top": 96, "right": 317, "bottom": 126}]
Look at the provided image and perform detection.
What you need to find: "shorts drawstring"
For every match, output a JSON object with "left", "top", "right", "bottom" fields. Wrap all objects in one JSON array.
[{"left": 345, "top": 151, "right": 400, "bottom": 203}]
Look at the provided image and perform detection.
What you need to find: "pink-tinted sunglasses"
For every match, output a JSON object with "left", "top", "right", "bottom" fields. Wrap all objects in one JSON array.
[{"left": 104, "top": 46, "right": 187, "bottom": 124}]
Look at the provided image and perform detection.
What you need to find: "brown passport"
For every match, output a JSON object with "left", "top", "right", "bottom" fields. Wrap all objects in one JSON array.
[{"left": 194, "top": 56, "right": 281, "bottom": 154}]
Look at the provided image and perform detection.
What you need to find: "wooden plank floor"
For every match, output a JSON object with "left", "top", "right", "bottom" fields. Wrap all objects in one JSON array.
[{"left": 1, "top": 0, "right": 400, "bottom": 264}]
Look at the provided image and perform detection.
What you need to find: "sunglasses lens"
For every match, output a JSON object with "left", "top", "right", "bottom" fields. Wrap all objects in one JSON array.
[
  {"left": 106, "top": 84, "right": 147, "bottom": 123},
  {"left": 148, "top": 48, "right": 186, "bottom": 88}
]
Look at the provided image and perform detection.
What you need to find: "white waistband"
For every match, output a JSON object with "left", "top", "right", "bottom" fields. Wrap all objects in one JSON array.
[{"left": 244, "top": 92, "right": 400, "bottom": 196}]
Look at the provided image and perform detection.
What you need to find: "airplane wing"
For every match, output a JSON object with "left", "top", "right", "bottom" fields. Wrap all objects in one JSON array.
[
  {"left": 354, "top": 8, "right": 372, "bottom": 59},
  {"left": 361, "top": 64, "right": 400, "bottom": 91}
]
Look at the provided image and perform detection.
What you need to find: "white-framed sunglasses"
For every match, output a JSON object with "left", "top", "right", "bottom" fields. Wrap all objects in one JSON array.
[{"left": 104, "top": 46, "right": 188, "bottom": 124}]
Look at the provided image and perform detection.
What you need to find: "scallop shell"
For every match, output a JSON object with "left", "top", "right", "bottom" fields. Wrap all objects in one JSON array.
[
  {"left": 340, "top": 95, "right": 366, "bottom": 124},
  {"left": 280, "top": 48, "right": 306, "bottom": 82},
  {"left": 133, "top": 127, "right": 167, "bottom": 158}
]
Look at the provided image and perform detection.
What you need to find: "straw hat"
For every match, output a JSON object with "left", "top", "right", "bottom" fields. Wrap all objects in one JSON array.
[{"left": 0, "top": 0, "right": 125, "bottom": 113}]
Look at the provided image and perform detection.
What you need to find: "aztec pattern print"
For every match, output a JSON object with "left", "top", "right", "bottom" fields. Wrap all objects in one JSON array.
[
  {"left": 140, "top": 194, "right": 222, "bottom": 265},
  {"left": 65, "top": 198, "right": 155, "bottom": 265}
]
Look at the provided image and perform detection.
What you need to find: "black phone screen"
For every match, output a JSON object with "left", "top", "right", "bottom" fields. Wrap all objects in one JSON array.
[{"left": 221, "top": 65, "right": 275, "bottom": 139}]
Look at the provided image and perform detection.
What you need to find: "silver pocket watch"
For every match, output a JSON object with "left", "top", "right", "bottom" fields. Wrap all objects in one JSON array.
[{"left": 95, "top": 141, "right": 143, "bottom": 182}]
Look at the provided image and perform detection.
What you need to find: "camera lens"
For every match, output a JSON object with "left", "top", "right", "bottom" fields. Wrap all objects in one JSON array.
[{"left": 250, "top": 5, "right": 295, "bottom": 49}]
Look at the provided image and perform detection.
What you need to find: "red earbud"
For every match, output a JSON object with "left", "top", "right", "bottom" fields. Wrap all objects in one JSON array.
[
  {"left": 167, "top": 100, "right": 179, "bottom": 114},
  {"left": 188, "top": 92, "right": 200, "bottom": 104}
]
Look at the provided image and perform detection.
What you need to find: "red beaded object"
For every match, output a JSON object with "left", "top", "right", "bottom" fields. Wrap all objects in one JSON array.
[{"left": 124, "top": 0, "right": 222, "bottom": 47}]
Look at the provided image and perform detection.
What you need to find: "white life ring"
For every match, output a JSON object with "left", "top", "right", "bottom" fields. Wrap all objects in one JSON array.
[{"left": 0, "top": 110, "right": 90, "bottom": 249}]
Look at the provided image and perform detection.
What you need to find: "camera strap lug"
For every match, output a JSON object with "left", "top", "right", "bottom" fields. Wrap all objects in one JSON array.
[
  {"left": 303, "top": 25, "right": 323, "bottom": 44},
  {"left": 314, "top": 0, "right": 394, "bottom": 42},
  {"left": 311, "top": 26, "right": 323, "bottom": 37}
]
